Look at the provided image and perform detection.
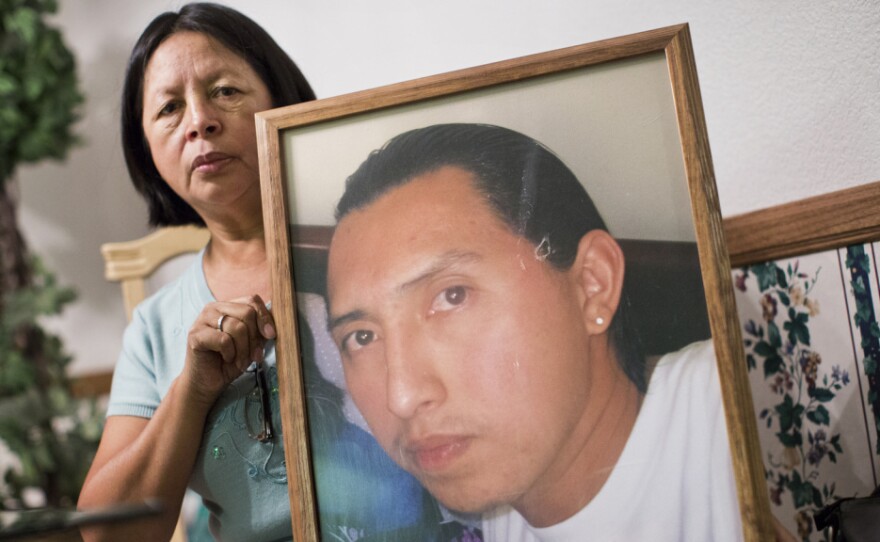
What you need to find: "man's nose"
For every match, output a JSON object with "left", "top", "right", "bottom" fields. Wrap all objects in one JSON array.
[
  {"left": 186, "top": 98, "right": 221, "bottom": 140},
  {"left": 384, "top": 331, "right": 446, "bottom": 420}
]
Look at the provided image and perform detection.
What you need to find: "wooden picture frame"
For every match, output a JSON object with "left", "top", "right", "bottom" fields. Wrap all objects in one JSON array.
[{"left": 257, "top": 23, "right": 772, "bottom": 541}]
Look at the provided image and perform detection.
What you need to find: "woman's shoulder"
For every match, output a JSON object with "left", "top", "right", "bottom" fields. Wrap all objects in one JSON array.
[{"left": 130, "top": 250, "right": 209, "bottom": 325}]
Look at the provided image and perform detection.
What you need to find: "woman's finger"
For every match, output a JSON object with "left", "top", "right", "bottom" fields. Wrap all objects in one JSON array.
[
  {"left": 188, "top": 321, "right": 237, "bottom": 367},
  {"left": 215, "top": 315, "right": 254, "bottom": 372},
  {"left": 209, "top": 303, "right": 263, "bottom": 366},
  {"left": 231, "top": 294, "right": 276, "bottom": 340}
]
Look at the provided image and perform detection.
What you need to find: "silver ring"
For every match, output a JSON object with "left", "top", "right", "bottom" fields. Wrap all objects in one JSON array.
[{"left": 217, "top": 314, "right": 228, "bottom": 332}]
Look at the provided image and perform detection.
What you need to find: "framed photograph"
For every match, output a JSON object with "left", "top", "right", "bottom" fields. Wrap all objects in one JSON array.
[{"left": 257, "top": 23, "right": 772, "bottom": 541}]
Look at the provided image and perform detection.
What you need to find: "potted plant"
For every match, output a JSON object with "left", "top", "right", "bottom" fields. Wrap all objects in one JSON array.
[{"left": 0, "top": 0, "right": 102, "bottom": 509}]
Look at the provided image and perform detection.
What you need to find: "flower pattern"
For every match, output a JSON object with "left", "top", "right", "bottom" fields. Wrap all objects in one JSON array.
[
  {"left": 736, "top": 259, "right": 849, "bottom": 541},
  {"left": 845, "top": 245, "right": 880, "bottom": 454}
]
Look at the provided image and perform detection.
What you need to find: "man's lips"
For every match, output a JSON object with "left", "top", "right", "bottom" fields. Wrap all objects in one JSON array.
[
  {"left": 405, "top": 435, "right": 472, "bottom": 472},
  {"left": 192, "top": 152, "right": 232, "bottom": 173}
]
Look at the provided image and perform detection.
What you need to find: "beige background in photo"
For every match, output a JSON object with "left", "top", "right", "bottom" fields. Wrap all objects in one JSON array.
[{"left": 283, "top": 53, "right": 694, "bottom": 242}]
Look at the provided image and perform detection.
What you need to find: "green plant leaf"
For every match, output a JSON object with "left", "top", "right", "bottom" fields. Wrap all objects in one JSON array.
[
  {"left": 763, "top": 355, "right": 784, "bottom": 378},
  {"left": 750, "top": 262, "right": 779, "bottom": 291},
  {"left": 852, "top": 276, "right": 867, "bottom": 297},
  {"left": 776, "top": 267, "right": 788, "bottom": 289},
  {"left": 807, "top": 405, "right": 830, "bottom": 425},
  {"left": 754, "top": 341, "right": 777, "bottom": 358},
  {"left": 767, "top": 321, "right": 782, "bottom": 348},
  {"left": 775, "top": 395, "right": 804, "bottom": 432},
  {"left": 784, "top": 312, "right": 811, "bottom": 346},
  {"left": 6, "top": 7, "right": 40, "bottom": 45},
  {"left": 808, "top": 388, "right": 835, "bottom": 403},
  {"left": 777, "top": 431, "right": 802, "bottom": 447},
  {"left": 0, "top": 0, "right": 82, "bottom": 182},
  {"left": 746, "top": 353, "right": 756, "bottom": 371},
  {"left": 786, "top": 471, "right": 820, "bottom": 508},
  {"left": 777, "top": 290, "right": 790, "bottom": 306}
]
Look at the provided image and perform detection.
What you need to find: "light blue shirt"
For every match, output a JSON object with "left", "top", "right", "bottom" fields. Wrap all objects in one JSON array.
[
  {"left": 107, "top": 251, "right": 449, "bottom": 541},
  {"left": 108, "top": 250, "right": 291, "bottom": 541}
]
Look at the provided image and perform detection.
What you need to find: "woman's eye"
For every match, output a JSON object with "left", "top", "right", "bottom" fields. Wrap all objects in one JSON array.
[
  {"left": 215, "top": 86, "right": 239, "bottom": 98},
  {"left": 342, "top": 329, "right": 375, "bottom": 353},
  {"left": 429, "top": 285, "right": 468, "bottom": 314},
  {"left": 158, "top": 101, "right": 179, "bottom": 116}
]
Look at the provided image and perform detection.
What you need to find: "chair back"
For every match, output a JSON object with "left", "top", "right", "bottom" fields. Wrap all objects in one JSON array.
[
  {"left": 101, "top": 225, "right": 211, "bottom": 321},
  {"left": 98, "top": 225, "right": 210, "bottom": 542}
]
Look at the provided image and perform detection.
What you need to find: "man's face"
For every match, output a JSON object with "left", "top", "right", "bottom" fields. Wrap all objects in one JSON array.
[{"left": 327, "top": 166, "right": 599, "bottom": 513}]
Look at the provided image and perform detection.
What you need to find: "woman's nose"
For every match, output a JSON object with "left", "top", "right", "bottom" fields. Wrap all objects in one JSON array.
[{"left": 186, "top": 99, "right": 221, "bottom": 140}]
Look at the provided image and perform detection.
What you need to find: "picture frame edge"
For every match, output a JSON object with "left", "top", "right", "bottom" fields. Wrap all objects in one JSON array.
[
  {"left": 663, "top": 27, "right": 774, "bottom": 541},
  {"left": 258, "top": 112, "right": 320, "bottom": 541}
]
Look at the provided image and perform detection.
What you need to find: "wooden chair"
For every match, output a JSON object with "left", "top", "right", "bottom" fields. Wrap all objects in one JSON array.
[
  {"left": 99, "top": 224, "right": 211, "bottom": 542},
  {"left": 71, "top": 225, "right": 210, "bottom": 394},
  {"left": 101, "top": 225, "right": 211, "bottom": 321}
]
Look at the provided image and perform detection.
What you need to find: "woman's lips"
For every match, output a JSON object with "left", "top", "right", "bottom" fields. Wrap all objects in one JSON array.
[
  {"left": 192, "top": 152, "right": 232, "bottom": 174},
  {"left": 407, "top": 435, "right": 471, "bottom": 472}
]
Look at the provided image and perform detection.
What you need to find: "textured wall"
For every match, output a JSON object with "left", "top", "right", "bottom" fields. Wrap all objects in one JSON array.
[{"left": 15, "top": 0, "right": 880, "bottom": 374}]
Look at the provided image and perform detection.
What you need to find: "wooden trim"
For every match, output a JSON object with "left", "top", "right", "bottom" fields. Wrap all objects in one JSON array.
[
  {"left": 723, "top": 180, "right": 880, "bottom": 267},
  {"left": 70, "top": 371, "right": 114, "bottom": 398}
]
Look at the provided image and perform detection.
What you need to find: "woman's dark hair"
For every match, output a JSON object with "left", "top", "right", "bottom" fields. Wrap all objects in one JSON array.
[
  {"left": 121, "top": 2, "right": 315, "bottom": 226},
  {"left": 336, "top": 123, "right": 647, "bottom": 392}
]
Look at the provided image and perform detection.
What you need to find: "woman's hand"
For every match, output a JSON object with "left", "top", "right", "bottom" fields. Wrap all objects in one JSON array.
[
  {"left": 180, "top": 294, "right": 276, "bottom": 407},
  {"left": 79, "top": 295, "right": 276, "bottom": 542}
]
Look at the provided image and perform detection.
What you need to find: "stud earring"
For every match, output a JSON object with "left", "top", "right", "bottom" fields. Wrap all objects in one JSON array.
[{"left": 596, "top": 316, "right": 605, "bottom": 326}]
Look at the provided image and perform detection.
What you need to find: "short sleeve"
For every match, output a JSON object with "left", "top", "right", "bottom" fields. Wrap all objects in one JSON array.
[{"left": 105, "top": 306, "right": 162, "bottom": 419}]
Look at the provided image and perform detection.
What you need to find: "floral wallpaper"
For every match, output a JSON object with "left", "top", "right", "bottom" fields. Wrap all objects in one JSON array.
[
  {"left": 733, "top": 242, "right": 880, "bottom": 541},
  {"left": 846, "top": 245, "right": 880, "bottom": 454}
]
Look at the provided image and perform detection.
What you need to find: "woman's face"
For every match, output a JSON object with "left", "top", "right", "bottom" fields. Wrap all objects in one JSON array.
[{"left": 141, "top": 31, "right": 273, "bottom": 221}]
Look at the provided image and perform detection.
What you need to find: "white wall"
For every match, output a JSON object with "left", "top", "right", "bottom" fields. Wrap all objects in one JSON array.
[{"left": 16, "top": 0, "right": 880, "bottom": 375}]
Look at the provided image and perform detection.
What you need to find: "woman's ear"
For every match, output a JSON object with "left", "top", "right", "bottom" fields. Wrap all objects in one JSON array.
[{"left": 570, "top": 230, "right": 625, "bottom": 335}]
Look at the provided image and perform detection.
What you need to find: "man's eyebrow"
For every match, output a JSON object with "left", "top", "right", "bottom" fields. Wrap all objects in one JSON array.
[
  {"left": 327, "top": 250, "right": 482, "bottom": 333},
  {"left": 328, "top": 309, "right": 368, "bottom": 334},
  {"left": 397, "top": 250, "right": 482, "bottom": 294}
]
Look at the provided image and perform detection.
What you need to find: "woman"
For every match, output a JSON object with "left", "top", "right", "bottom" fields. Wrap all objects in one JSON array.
[{"left": 78, "top": 4, "right": 443, "bottom": 541}]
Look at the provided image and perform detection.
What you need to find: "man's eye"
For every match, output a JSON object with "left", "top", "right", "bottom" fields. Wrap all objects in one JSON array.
[
  {"left": 429, "top": 285, "right": 468, "bottom": 314},
  {"left": 343, "top": 329, "right": 375, "bottom": 353}
]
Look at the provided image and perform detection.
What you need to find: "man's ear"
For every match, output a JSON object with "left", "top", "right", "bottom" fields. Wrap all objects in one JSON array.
[{"left": 570, "top": 230, "right": 625, "bottom": 335}]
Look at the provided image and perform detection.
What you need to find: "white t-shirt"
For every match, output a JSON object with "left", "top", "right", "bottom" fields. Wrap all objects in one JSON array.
[{"left": 481, "top": 340, "right": 743, "bottom": 542}]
